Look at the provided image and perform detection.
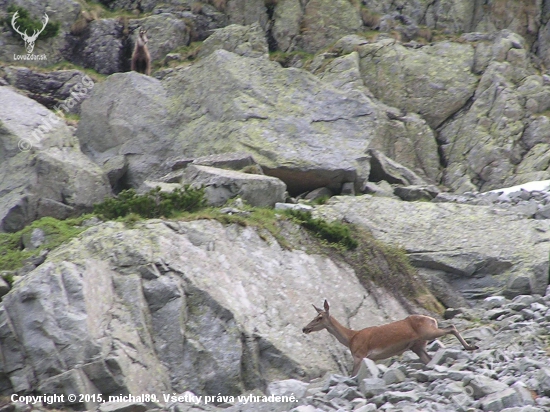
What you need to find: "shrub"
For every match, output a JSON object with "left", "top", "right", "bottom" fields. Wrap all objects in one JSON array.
[
  {"left": 94, "top": 186, "right": 206, "bottom": 220},
  {"left": 286, "top": 209, "right": 358, "bottom": 250},
  {"left": 6, "top": 5, "right": 60, "bottom": 40}
]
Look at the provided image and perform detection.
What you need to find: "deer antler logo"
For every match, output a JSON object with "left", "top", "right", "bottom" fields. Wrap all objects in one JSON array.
[{"left": 11, "top": 11, "right": 49, "bottom": 54}]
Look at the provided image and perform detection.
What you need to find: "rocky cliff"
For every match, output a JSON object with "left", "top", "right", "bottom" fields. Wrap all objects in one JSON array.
[{"left": 1, "top": 0, "right": 550, "bottom": 410}]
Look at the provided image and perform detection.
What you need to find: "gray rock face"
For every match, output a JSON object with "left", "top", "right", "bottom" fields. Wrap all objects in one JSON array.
[
  {"left": 0, "top": 86, "right": 111, "bottom": 232},
  {"left": 323, "top": 31, "right": 550, "bottom": 194},
  {"left": 357, "top": 1, "right": 548, "bottom": 67},
  {"left": 64, "top": 19, "right": 126, "bottom": 75},
  {"left": 316, "top": 195, "right": 550, "bottom": 300},
  {"left": 272, "top": 0, "right": 362, "bottom": 53},
  {"left": 0, "top": 219, "right": 411, "bottom": 401},
  {"left": 439, "top": 31, "right": 550, "bottom": 193},
  {"left": 356, "top": 39, "right": 478, "bottom": 130},
  {"left": 225, "top": 0, "right": 268, "bottom": 31}
]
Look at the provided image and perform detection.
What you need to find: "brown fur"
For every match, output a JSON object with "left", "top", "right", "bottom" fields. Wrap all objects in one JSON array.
[
  {"left": 302, "top": 300, "right": 478, "bottom": 376},
  {"left": 361, "top": 8, "right": 381, "bottom": 29},
  {"left": 131, "top": 29, "right": 151, "bottom": 76},
  {"left": 70, "top": 10, "right": 97, "bottom": 36}
]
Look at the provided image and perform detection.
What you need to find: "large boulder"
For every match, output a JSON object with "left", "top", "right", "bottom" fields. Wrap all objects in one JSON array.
[
  {"left": 76, "top": 72, "right": 173, "bottom": 189},
  {"left": 0, "top": 219, "right": 412, "bottom": 404},
  {"left": 183, "top": 164, "right": 286, "bottom": 207},
  {"left": 0, "top": 86, "right": 111, "bottom": 232},
  {"left": 77, "top": 49, "right": 380, "bottom": 195},
  {"left": 316, "top": 195, "right": 550, "bottom": 301}
]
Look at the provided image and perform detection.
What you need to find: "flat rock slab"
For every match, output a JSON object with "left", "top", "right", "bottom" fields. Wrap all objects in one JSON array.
[
  {"left": 183, "top": 164, "right": 286, "bottom": 207},
  {"left": 317, "top": 195, "right": 550, "bottom": 299}
]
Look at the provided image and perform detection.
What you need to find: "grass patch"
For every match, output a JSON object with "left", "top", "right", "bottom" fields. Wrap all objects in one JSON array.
[
  {"left": 344, "top": 226, "right": 443, "bottom": 312},
  {"left": 22, "top": 61, "right": 107, "bottom": 83},
  {"left": 94, "top": 186, "right": 206, "bottom": 220},
  {"left": 61, "top": 112, "right": 81, "bottom": 126},
  {"left": 311, "top": 195, "right": 331, "bottom": 205},
  {"left": 0, "top": 216, "right": 90, "bottom": 273},
  {"left": 177, "top": 206, "right": 292, "bottom": 249},
  {"left": 286, "top": 209, "right": 358, "bottom": 250}
]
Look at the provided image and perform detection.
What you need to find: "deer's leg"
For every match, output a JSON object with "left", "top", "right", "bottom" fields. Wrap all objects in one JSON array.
[
  {"left": 443, "top": 325, "right": 478, "bottom": 350},
  {"left": 426, "top": 324, "right": 478, "bottom": 351},
  {"left": 410, "top": 340, "right": 431, "bottom": 364}
]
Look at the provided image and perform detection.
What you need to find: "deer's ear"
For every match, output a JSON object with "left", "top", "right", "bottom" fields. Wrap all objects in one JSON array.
[
  {"left": 313, "top": 304, "right": 323, "bottom": 313},
  {"left": 323, "top": 300, "right": 330, "bottom": 313}
]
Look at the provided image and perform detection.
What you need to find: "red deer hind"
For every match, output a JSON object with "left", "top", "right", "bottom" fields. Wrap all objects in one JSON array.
[{"left": 302, "top": 300, "right": 478, "bottom": 376}]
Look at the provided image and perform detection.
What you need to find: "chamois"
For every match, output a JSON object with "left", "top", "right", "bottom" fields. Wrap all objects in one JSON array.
[{"left": 131, "top": 28, "right": 151, "bottom": 76}]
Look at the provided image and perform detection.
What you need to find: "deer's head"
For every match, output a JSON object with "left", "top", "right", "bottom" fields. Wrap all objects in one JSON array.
[
  {"left": 137, "top": 28, "right": 148, "bottom": 46},
  {"left": 11, "top": 11, "right": 49, "bottom": 54},
  {"left": 302, "top": 300, "right": 331, "bottom": 334}
]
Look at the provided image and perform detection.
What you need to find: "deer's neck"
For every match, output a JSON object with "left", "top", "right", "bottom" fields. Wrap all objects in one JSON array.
[{"left": 326, "top": 316, "right": 356, "bottom": 348}]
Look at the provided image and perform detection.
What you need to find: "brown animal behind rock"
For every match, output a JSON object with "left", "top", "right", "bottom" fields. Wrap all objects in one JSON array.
[{"left": 131, "top": 29, "right": 151, "bottom": 75}]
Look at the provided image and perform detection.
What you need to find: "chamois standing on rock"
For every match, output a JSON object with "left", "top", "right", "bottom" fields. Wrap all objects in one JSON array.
[{"left": 131, "top": 28, "right": 151, "bottom": 75}]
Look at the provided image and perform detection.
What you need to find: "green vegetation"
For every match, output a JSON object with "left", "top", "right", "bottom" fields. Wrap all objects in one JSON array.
[
  {"left": 0, "top": 216, "right": 89, "bottom": 273},
  {"left": 181, "top": 206, "right": 292, "bottom": 248},
  {"left": 311, "top": 195, "right": 331, "bottom": 205},
  {"left": 286, "top": 209, "right": 358, "bottom": 250},
  {"left": 1, "top": 185, "right": 438, "bottom": 313},
  {"left": 344, "top": 226, "right": 443, "bottom": 313},
  {"left": 94, "top": 186, "right": 206, "bottom": 219},
  {"left": 41, "top": 61, "right": 107, "bottom": 82},
  {"left": 5, "top": 5, "right": 60, "bottom": 40}
]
